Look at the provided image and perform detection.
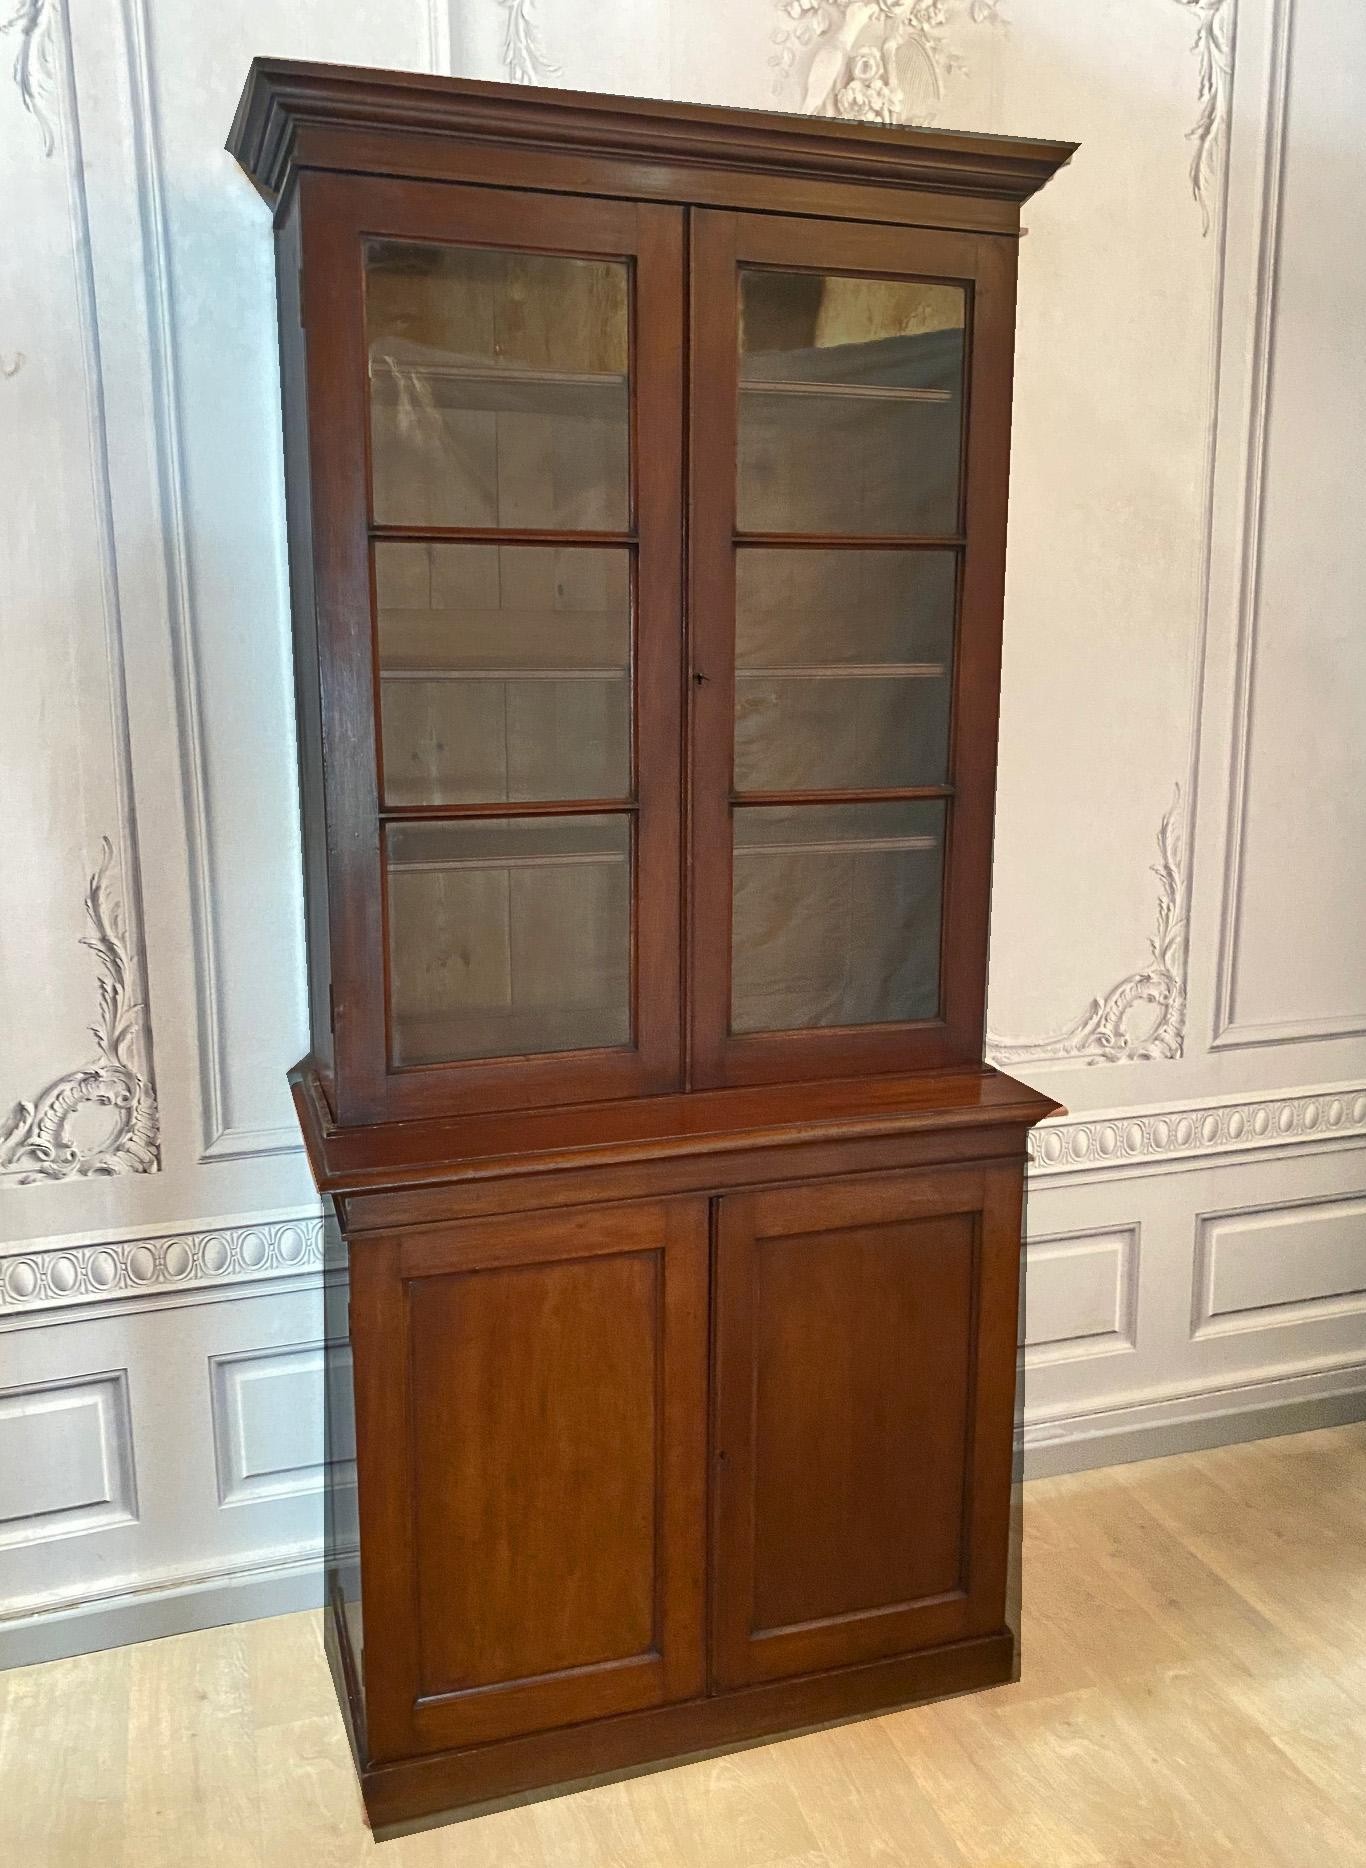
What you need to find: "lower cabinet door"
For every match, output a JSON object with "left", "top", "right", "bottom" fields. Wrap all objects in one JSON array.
[
  {"left": 711, "top": 1164, "right": 1023, "bottom": 1689},
  {"left": 352, "top": 1199, "right": 709, "bottom": 1761}
]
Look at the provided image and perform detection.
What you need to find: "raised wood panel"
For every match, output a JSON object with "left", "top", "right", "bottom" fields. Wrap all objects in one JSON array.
[
  {"left": 409, "top": 1252, "right": 659, "bottom": 1694},
  {"left": 352, "top": 1200, "right": 708, "bottom": 1759},
  {"left": 749, "top": 1209, "right": 974, "bottom": 1630},
  {"left": 711, "top": 1164, "right": 1023, "bottom": 1688}
]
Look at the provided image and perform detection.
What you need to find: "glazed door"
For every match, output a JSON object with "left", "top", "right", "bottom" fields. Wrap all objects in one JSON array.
[
  {"left": 710, "top": 1165, "right": 1022, "bottom": 1688},
  {"left": 353, "top": 1200, "right": 709, "bottom": 1761},
  {"left": 298, "top": 173, "right": 685, "bottom": 1123},
  {"left": 689, "top": 211, "right": 1018, "bottom": 1088}
]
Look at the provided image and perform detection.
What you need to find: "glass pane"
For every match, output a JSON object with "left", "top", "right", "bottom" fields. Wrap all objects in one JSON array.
[
  {"left": 737, "top": 271, "right": 965, "bottom": 536},
  {"left": 731, "top": 802, "right": 944, "bottom": 1034},
  {"left": 376, "top": 542, "right": 631, "bottom": 806},
  {"left": 366, "top": 242, "right": 630, "bottom": 531},
  {"left": 387, "top": 816, "right": 631, "bottom": 1066},
  {"left": 735, "top": 548, "right": 956, "bottom": 792}
]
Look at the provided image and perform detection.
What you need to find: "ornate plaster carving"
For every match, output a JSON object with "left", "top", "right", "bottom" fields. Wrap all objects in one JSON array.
[
  {"left": 1, "top": 0, "right": 56, "bottom": 154},
  {"left": 0, "top": 840, "right": 159, "bottom": 1185},
  {"left": 1030, "top": 1082, "right": 1366, "bottom": 1178},
  {"left": 987, "top": 788, "right": 1188, "bottom": 1069},
  {"left": 0, "top": 1213, "right": 323, "bottom": 1316},
  {"left": 773, "top": 0, "right": 1002, "bottom": 124},
  {"left": 1173, "top": 0, "right": 1234, "bottom": 232},
  {"left": 500, "top": 0, "right": 560, "bottom": 85}
]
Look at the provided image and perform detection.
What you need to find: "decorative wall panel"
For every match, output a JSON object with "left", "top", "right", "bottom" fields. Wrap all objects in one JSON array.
[
  {"left": 0, "top": 0, "right": 157, "bottom": 1188},
  {"left": 0, "top": 1371, "right": 136, "bottom": 1550},
  {"left": 1024, "top": 1227, "right": 1138, "bottom": 1365},
  {"left": 1194, "top": 1195, "right": 1366, "bottom": 1338},
  {"left": 210, "top": 1341, "right": 354, "bottom": 1507},
  {"left": 1210, "top": 0, "right": 1366, "bottom": 1051}
]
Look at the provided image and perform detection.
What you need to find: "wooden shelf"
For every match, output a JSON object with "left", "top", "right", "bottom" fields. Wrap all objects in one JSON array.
[
  {"left": 737, "top": 663, "right": 945, "bottom": 680},
  {"left": 389, "top": 849, "right": 627, "bottom": 875},
  {"left": 380, "top": 666, "right": 626, "bottom": 682},
  {"left": 740, "top": 378, "right": 952, "bottom": 404},
  {"left": 735, "top": 835, "right": 939, "bottom": 858},
  {"left": 369, "top": 354, "right": 627, "bottom": 416}
]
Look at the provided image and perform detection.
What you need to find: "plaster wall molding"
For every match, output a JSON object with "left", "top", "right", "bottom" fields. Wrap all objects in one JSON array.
[
  {"left": 0, "top": 1212, "right": 323, "bottom": 1317},
  {"left": 1, "top": 2, "right": 158, "bottom": 1181},
  {"left": 987, "top": 789, "right": 1188, "bottom": 1069},
  {"left": 772, "top": 0, "right": 1002, "bottom": 125},
  {"left": 1, "top": 0, "right": 56, "bottom": 154},
  {"left": 0, "top": 842, "right": 158, "bottom": 1185},
  {"left": 427, "top": 0, "right": 452, "bottom": 76},
  {"left": 111, "top": 0, "right": 300, "bottom": 1162},
  {"left": 499, "top": 0, "right": 559, "bottom": 84},
  {"left": 1174, "top": 0, "right": 1236, "bottom": 233},
  {"left": 1207, "top": 0, "right": 1365, "bottom": 1052},
  {"left": 1030, "top": 1079, "right": 1366, "bottom": 1180}
]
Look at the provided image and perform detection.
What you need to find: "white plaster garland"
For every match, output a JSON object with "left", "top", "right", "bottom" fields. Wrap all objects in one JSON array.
[
  {"left": 1173, "top": 0, "right": 1235, "bottom": 232},
  {"left": 773, "top": 0, "right": 1002, "bottom": 124},
  {"left": 0, "top": 840, "right": 159, "bottom": 1185},
  {"left": 987, "top": 788, "right": 1188, "bottom": 1069},
  {"left": 499, "top": 0, "right": 560, "bottom": 85},
  {"left": 0, "top": 1214, "right": 323, "bottom": 1316},
  {"left": 1, "top": 0, "right": 56, "bottom": 154}
]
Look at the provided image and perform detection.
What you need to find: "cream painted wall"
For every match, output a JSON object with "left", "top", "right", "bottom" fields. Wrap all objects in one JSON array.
[{"left": 2, "top": 0, "right": 1364, "bottom": 1663}]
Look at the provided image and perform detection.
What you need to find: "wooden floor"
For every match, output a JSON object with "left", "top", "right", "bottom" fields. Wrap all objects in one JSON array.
[{"left": 3, "top": 1423, "right": 1365, "bottom": 1867}]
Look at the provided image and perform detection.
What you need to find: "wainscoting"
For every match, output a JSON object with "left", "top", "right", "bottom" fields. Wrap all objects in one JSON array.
[{"left": 2, "top": 0, "right": 1363, "bottom": 1667}]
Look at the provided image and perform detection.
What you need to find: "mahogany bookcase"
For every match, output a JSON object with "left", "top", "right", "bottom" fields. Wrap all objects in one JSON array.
[{"left": 229, "top": 58, "right": 1073, "bottom": 1833}]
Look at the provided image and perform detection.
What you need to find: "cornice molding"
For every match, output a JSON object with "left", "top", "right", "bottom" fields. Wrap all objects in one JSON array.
[
  {"left": 1031, "top": 1081, "right": 1366, "bottom": 1180},
  {"left": 0, "top": 1213, "right": 322, "bottom": 1318},
  {"left": 227, "top": 57, "right": 1075, "bottom": 211}
]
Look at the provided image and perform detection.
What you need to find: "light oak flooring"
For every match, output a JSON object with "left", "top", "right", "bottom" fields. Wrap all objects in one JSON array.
[{"left": 3, "top": 1422, "right": 1366, "bottom": 1867}]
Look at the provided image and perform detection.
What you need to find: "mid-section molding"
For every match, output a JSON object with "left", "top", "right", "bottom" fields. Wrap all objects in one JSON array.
[
  {"left": 1031, "top": 1080, "right": 1366, "bottom": 1180},
  {"left": 5, "top": 1084, "right": 1362, "bottom": 1312},
  {"left": 0, "top": 1212, "right": 323, "bottom": 1319}
]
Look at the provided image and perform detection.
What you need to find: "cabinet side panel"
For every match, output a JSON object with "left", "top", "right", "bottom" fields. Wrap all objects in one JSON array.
[
  {"left": 321, "top": 1198, "right": 364, "bottom": 1756},
  {"left": 275, "top": 196, "right": 333, "bottom": 1085}
]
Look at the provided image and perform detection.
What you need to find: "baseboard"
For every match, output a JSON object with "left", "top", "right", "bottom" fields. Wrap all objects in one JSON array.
[
  {"left": 0, "top": 1544, "right": 325, "bottom": 1670},
  {"left": 1020, "top": 1360, "right": 1366, "bottom": 1478},
  {"left": 363, "top": 1633, "right": 1016, "bottom": 1832}
]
